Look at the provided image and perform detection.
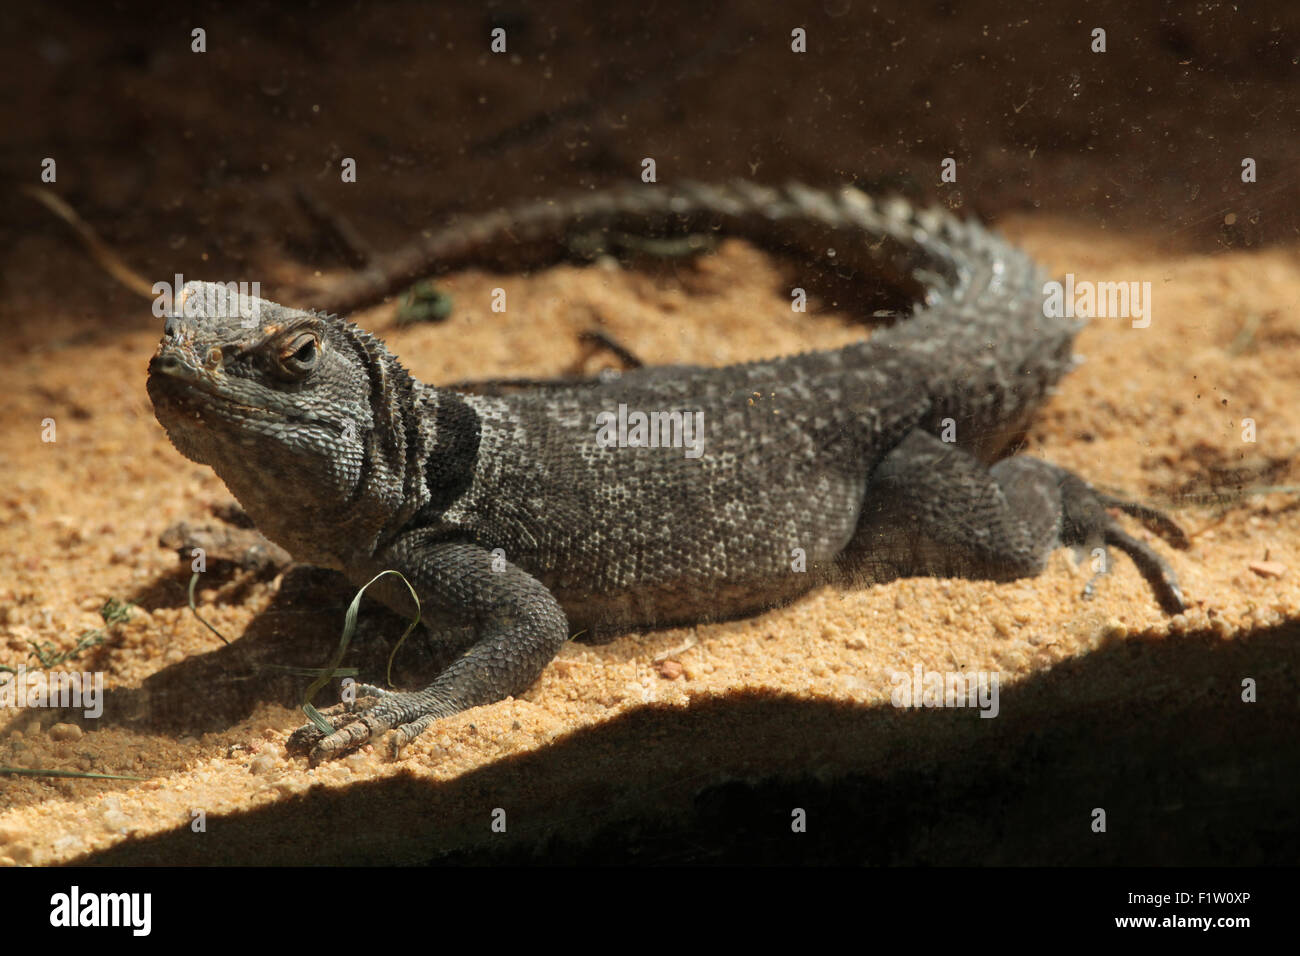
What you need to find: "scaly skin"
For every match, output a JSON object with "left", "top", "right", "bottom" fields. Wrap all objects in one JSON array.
[{"left": 147, "top": 182, "right": 1186, "bottom": 761}]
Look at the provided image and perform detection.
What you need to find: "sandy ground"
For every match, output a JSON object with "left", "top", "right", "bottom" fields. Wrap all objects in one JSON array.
[
  {"left": 1, "top": 1, "right": 1298, "bottom": 864},
  {"left": 0, "top": 216, "right": 1297, "bottom": 864}
]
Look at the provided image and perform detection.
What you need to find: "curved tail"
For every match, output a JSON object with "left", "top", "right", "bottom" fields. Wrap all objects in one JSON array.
[{"left": 310, "top": 181, "right": 1041, "bottom": 318}]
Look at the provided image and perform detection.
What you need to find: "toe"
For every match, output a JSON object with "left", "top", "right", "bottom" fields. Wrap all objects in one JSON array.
[{"left": 309, "top": 712, "right": 394, "bottom": 762}]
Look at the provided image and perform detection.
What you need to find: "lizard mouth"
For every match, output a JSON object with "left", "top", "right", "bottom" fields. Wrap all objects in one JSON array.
[
  {"left": 147, "top": 354, "right": 338, "bottom": 433},
  {"left": 147, "top": 356, "right": 266, "bottom": 418}
]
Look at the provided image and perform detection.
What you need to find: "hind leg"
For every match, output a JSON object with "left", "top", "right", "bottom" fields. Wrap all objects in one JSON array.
[{"left": 842, "top": 430, "right": 1186, "bottom": 612}]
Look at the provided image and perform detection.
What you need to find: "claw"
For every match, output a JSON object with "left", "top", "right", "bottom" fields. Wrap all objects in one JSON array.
[
  {"left": 309, "top": 712, "right": 393, "bottom": 761},
  {"left": 1097, "top": 493, "right": 1190, "bottom": 551},
  {"left": 287, "top": 688, "right": 449, "bottom": 762},
  {"left": 1102, "top": 523, "right": 1186, "bottom": 614},
  {"left": 390, "top": 713, "right": 440, "bottom": 754},
  {"left": 285, "top": 689, "right": 387, "bottom": 757},
  {"left": 1058, "top": 474, "right": 1187, "bottom": 614}
]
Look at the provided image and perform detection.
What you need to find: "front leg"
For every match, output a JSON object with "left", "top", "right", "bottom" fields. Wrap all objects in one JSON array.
[{"left": 286, "top": 534, "right": 570, "bottom": 762}]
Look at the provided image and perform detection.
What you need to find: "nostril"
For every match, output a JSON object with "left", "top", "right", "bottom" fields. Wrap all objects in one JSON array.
[
  {"left": 157, "top": 354, "right": 181, "bottom": 373},
  {"left": 164, "top": 316, "right": 180, "bottom": 338}
]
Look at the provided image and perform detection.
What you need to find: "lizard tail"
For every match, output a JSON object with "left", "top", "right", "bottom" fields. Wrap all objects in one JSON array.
[{"left": 309, "top": 181, "right": 1046, "bottom": 319}]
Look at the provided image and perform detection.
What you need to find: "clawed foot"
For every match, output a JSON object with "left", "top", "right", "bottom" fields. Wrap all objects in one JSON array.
[
  {"left": 286, "top": 683, "right": 447, "bottom": 762},
  {"left": 1060, "top": 475, "right": 1190, "bottom": 614}
]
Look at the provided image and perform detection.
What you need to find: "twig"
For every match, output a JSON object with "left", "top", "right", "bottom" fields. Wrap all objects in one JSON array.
[{"left": 20, "top": 186, "right": 154, "bottom": 297}]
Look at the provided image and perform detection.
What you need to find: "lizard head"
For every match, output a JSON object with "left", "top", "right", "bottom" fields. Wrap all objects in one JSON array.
[{"left": 147, "top": 282, "right": 398, "bottom": 541}]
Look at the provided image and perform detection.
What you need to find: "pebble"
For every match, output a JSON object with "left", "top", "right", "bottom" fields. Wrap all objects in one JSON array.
[
  {"left": 1247, "top": 560, "right": 1286, "bottom": 579},
  {"left": 49, "top": 723, "right": 83, "bottom": 742},
  {"left": 657, "top": 660, "right": 684, "bottom": 679}
]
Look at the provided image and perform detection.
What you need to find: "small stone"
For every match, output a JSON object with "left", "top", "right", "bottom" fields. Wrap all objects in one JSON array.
[
  {"left": 657, "top": 659, "right": 684, "bottom": 679},
  {"left": 1247, "top": 560, "right": 1286, "bottom": 579},
  {"left": 248, "top": 754, "right": 275, "bottom": 774},
  {"left": 49, "top": 723, "right": 83, "bottom": 742},
  {"left": 1102, "top": 619, "right": 1129, "bottom": 640},
  {"left": 52, "top": 835, "right": 82, "bottom": 853}
]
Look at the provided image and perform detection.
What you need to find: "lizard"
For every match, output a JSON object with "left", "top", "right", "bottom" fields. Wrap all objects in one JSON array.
[{"left": 145, "top": 181, "right": 1188, "bottom": 762}]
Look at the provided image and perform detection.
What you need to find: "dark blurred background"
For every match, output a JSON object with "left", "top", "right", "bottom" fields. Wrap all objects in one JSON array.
[{"left": 2, "top": 0, "right": 1296, "bottom": 330}]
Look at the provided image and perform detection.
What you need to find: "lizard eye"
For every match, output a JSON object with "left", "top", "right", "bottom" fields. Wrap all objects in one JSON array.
[{"left": 280, "top": 333, "right": 320, "bottom": 377}]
